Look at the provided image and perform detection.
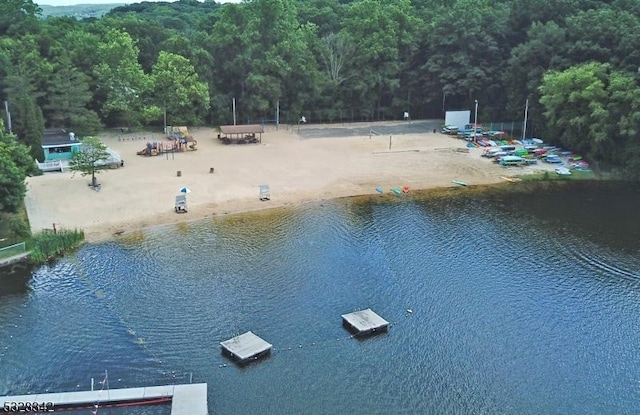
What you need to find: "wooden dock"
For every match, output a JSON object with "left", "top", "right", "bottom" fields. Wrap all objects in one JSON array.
[
  {"left": 0, "top": 383, "right": 207, "bottom": 415},
  {"left": 342, "top": 308, "right": 389, "bottom": 335},
  {"left": 220, "top": 331, "right": 272, "bottom": 363}
]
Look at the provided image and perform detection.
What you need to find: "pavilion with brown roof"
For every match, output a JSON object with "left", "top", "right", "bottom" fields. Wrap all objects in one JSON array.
[{"left": 218, "top": 124, "right": 264, "bottom": 144}]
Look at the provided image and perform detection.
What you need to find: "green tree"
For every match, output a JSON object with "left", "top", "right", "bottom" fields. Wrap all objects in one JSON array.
[
  {"left": 342, "top": 0, "right": 420, "bottom": 119},
  {"left": 148, "top": 51, "right": 210, "bottom": 126},
  {"left": 69, "top": 136, "right": 110, "bottom": 188},
  {"left": 539, "top": 62, "right": 640, "bottom": 178},
  {"left": 44, "top": 58, "right": 102, "bottom": 135},
  {"left": 9, "top": 89, "right": 45, "bottom": 162},
  {"left": 0, "top": 120, "right": 33, "bottom": 213},
  {"left": 564, "top": 9, "right": 640, "bottom": 73},
  {"left": 0, "top": 38, "right": 47, "bottom": 161},
  {"left": 93, "top": 29, "right": 151, "bottom": 126},
  {"left": 99, "top": 15, "right": 170, "bottom": 72},
  {"left": 0, "top": 0, "right": 41, "bottom": 36},
  {"left": 503, "top": 21, "right": 569, "bottom": 135}
]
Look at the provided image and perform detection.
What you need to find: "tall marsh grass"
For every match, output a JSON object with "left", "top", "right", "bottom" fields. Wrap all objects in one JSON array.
[{"left": 27, "top": 229, "right": 85, "bottom": 263}]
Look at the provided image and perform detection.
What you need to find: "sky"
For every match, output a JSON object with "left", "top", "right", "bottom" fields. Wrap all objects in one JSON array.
[{"left": 37, "top": 0, "right": 242, "bottom": 6}]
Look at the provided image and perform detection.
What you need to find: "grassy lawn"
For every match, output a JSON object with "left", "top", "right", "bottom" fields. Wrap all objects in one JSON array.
[{"left": 0, "top": 205, "right": 31, "bottom": 248}]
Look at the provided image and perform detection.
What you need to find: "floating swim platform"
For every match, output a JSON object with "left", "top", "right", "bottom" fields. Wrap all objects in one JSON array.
[
  {"left": 220, "top": 331, "right": 272, "bottom": 363},
  {"left": 341, "top": 308, "right": 389, "bottom": 335},
  {"left": 451, "top": 180, "right": 467, "bottom": 186}
]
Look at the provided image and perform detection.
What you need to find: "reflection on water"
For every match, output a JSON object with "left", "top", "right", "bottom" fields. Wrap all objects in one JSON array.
[{"left": 1, "top": 181, "right": 639, "bottom": 414}]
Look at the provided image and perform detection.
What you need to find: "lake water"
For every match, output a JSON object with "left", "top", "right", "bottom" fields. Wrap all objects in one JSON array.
[{"left": 1, "top": 181, "right": 639, "bottom": 414}]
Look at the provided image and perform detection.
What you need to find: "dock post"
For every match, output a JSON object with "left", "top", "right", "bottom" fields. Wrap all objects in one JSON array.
[{"left": 91, "top": 378, "right": 94, "bottom": 391}]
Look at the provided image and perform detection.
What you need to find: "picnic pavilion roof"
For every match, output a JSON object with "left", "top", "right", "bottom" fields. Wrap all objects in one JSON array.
[{"left": 219, "top": 125, "right": 265, "bottom": 135}]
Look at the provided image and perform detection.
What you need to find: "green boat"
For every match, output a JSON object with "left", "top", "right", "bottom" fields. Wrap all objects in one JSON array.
[{"left": 452, "top": 180, "right": 467, "bottom": 186}]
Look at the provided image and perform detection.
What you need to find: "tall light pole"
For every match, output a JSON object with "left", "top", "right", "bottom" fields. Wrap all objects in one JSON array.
[
  {"left": 163, "top": 101, "right": 167, "bottom": 135},
  {"left": 522, "top": 98, "right": 529, "bottom": 140},
  {"left": 442, "top": 89, "right": 447, "bottom": 118},
  {"left": 232, "top": 97, "right": 237, "bottom": 126},
  {"left": 3, "top": 101, "right": 11, "bottom": 134},
  {"left": 474, "top": 100, "right": 478, "bottom": 128}
]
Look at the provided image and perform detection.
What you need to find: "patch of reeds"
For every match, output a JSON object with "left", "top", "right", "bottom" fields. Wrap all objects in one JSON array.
[
  {"left": 119, "top": 229, "right": 145, "bottom": 245},
  {"left": 27, "top": 229, "right": 85, "bottom": 263}
]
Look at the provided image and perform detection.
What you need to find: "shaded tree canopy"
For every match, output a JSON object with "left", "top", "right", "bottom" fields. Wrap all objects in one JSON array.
[
  {"left": 0, "top": 119, "right": 35, "bottom": 212},
  {"left": 0, "top": 0, "right": 638, "bottom": 178}
]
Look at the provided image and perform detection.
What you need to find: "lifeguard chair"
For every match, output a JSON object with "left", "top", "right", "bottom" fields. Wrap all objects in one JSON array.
[
  {"left": 175, "top": 194, "right": 188, "bottom": 213},
  {"left": 259, "top": 184, "right": 270, "bottom": 201}
]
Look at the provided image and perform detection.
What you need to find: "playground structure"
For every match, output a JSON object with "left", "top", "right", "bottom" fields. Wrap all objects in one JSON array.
[
  {"left": 167, "top": 126, "right": 197, "bottom": 150},
  {"left": 136, "top": 126, "right": 197, "bottom": 156}
]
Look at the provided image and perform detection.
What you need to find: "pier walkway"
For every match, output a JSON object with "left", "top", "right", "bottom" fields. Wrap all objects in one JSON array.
[
  {"left": 0, "top": 242, "right": 30, "bottom": 269},
  {"left": 0, "top": 252, "right": 31, "bottom": 268},
  {"left": 0, "top": 383, "right": 208, "bottom": 415}
]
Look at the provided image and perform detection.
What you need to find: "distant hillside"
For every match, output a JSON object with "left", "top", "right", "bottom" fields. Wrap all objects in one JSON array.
[{"left": 39, "top": 4, "right": 125, "bottom": 19}]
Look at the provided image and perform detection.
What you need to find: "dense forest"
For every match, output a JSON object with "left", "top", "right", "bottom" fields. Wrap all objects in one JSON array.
[{"left": 1, "top": 0, "right": 640, "bottom": 178}]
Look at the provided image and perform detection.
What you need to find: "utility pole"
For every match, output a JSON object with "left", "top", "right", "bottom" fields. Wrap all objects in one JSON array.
[
  {"left": 232, "top": 97, "right": 237, "bottom": 126},
  {"left": 4, "top": 101, "right": 12, "bottom": 134},
  {"left": 522, "top": 98, "right": 529, "bottom": 140},
  {"left": 163, "top": 101, "right": 167, "bottom": 135}
]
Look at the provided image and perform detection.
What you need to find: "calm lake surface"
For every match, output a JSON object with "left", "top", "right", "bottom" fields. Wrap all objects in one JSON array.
[{"left": 1, "top": 181, "right": 639, "bottom": 414}]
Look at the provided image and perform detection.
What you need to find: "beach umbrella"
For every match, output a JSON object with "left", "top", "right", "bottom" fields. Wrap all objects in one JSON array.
[{"left": 179, "top": 187, "right": 191, "bottom": 194}]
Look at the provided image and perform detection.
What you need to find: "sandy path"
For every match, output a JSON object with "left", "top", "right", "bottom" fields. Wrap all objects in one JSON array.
[{"left": 24, "top": 123, "right": 554, "bottom": 242}]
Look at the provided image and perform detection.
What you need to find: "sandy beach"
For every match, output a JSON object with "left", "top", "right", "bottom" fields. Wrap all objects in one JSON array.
[{"left": 24, "top": 121, "right": 555, "bottom": 242}]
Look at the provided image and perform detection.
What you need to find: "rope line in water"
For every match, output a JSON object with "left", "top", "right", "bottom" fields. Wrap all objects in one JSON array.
[{"left": 72, "top": 263, "right": 185, "bottom": 387}]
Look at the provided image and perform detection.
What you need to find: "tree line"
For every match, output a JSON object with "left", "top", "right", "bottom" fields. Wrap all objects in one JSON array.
[{"left": 0, "top": 0, "right": 639, "bottom": 179}]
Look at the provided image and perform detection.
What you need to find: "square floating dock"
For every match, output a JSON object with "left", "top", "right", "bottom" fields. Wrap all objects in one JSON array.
[
  {"left": 341, "top": 308, "right": 389, "bottom": 335},
  {"left": 220, "top": 331, "right": 272, "bottom": 363}
]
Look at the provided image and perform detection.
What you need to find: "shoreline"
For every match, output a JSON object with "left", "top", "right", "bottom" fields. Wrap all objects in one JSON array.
[{"left": 24, "top": 123, "right": 559, "bottom": 244}]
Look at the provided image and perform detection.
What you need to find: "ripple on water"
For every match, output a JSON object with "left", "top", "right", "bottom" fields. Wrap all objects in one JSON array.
[{"left": 2, "top": 186, "right": 640, "bottom": 414}]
